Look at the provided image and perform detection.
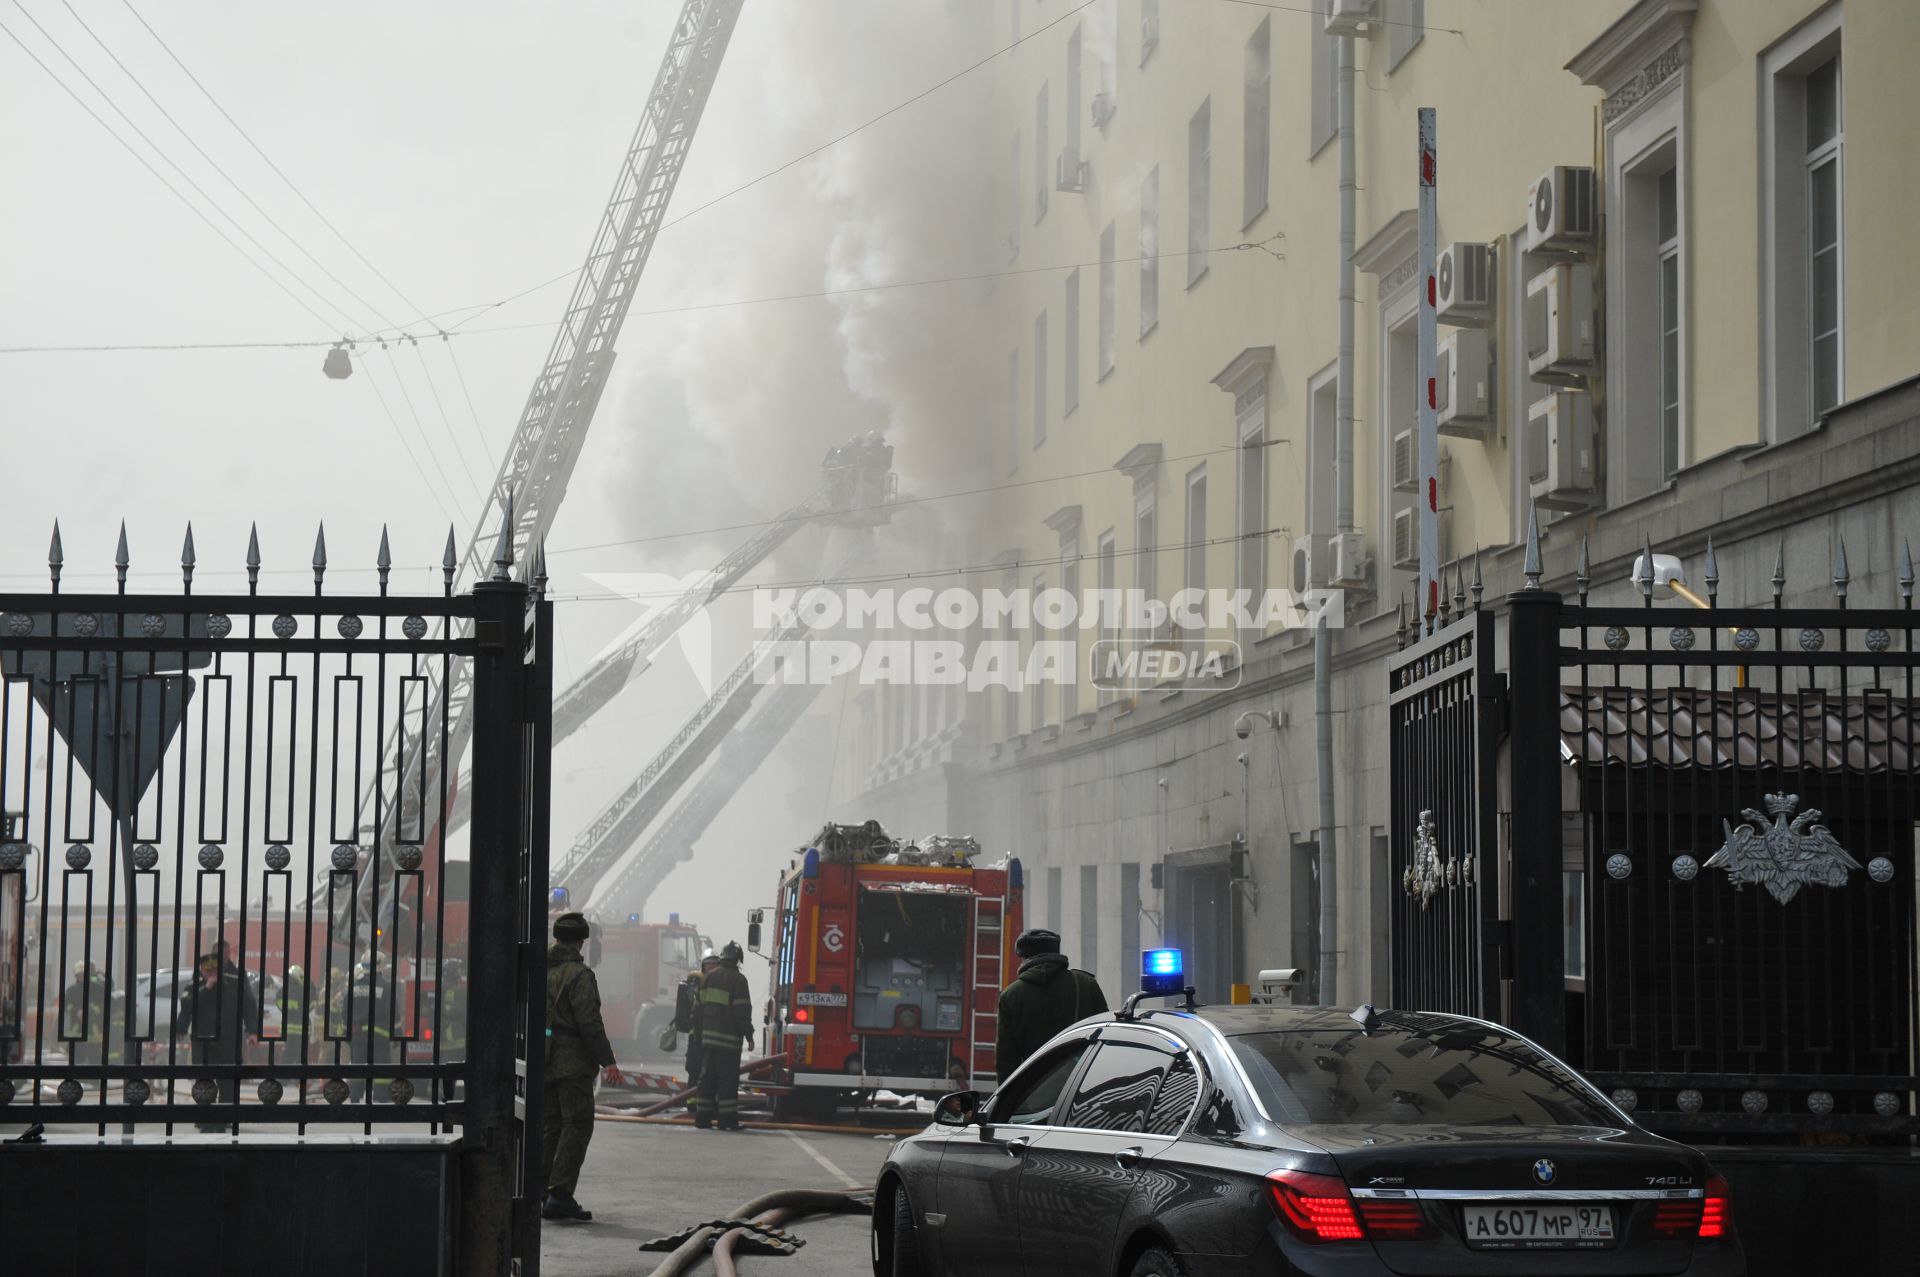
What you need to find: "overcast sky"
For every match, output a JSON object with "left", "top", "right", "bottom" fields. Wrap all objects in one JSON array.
[{"left": 2, "top": 1, "right": 995, "bottom": 941}]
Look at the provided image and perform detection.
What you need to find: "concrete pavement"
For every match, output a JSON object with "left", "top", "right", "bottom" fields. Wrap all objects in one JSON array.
[{"left": 541, "top": 1117, "right": 899, "bottom": 1276}]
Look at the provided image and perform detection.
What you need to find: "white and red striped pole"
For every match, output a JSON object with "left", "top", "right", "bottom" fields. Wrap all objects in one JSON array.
[{"left": 1416, "top": 108, "right": 1440, "bottom": 631}]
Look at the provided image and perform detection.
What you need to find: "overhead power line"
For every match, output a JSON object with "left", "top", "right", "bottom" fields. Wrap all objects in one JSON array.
[
  {"left": 59, "top": 0, "right": 402, "bottom": 334},
  {"left": 118, "top": 0, "right": 436, "bottom": 330}
]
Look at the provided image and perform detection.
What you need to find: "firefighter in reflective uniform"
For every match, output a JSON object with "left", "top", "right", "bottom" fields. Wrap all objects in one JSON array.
[
  {"left": 693, "top": 941, "right": 752, "bottom": 1131},
  {"left": 281, "top": 965, "right": 308, "bottom": 1095},
  {"left": 543, "top": 913, "right": 619, "bottom": 1222},
  {"left": 347, "top": 962, "right": 393, "bottom": 1102},
  {"left": 679, "top": 949, "right": 719, "bottom": 1108}
]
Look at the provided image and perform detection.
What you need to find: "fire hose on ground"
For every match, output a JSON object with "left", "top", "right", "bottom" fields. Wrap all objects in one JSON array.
[{"left": 642, "top": 1187, "right": 873, "bottom": 1277}]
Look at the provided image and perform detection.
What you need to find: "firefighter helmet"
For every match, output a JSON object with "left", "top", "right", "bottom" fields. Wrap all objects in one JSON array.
[{"left": 721, "top": 940, "right": 743, "bottom": 964}]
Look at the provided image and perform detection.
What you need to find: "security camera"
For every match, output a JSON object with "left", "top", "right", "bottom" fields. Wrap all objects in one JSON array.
[{"left": 1235, "top": 718, "right": 1253, "bottom": 740}]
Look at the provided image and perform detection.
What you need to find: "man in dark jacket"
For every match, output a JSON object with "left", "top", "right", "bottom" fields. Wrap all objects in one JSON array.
[
  {"left": 174, "top": 951, "right": 259, "bottom": 1133},
  {"left": 995, "top": 929, "right": 1108, "bottom": 1081},
  {"left": 693, "top": 941, "right": 753, "bottom": 1130},
  {"left": 543, "top": 913, "right": 618, "bottom": 1221}
]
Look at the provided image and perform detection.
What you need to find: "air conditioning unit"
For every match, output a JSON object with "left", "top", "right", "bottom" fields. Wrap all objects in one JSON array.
[
  {"left": 1291, "top": 533, "right": 1329, "bottom": 593},
  {"left": 1436, "top": 242, "right": 1493, "bottom": 328},
  {"left": 1056, "top": 148, "right": 1089, "bottom": 193},
  {"left": 1525, "top": 261, "right": 1596, "bottom": 384},
  {"left": 1328, "top": 531, "right": 1369, "bottom": 589},
  {"left": 1436, "top": 328, "right": 1493, "bottom": 438},
  {"left": 1523, "top": 166, "right": 1597, "bottom": 255},
  {"left": 1391, "top": 429, "right": 1417, "bottom": 493},
  {"left": 1527, "top": 390, "right": 1598, "bottom": 510},
  {"left": 1324, "top": 0, "right": 1376, "bottom": 37},
  {"left": 1091, "top": 92, "right": 1116, "bottom": 130},
  {"left": 1391, "top": 508, "right": 1419, "bottom": 570}
]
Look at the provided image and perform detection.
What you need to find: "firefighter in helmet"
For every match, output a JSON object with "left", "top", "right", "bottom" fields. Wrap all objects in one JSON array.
[{"left": 692, "top": 941, "right": 752, "bottom": 1131}]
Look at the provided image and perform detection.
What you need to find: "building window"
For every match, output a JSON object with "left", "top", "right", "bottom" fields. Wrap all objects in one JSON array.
[
  {"left": 1306, "top": 363, "right": 1337, "bottom": 544},
  {"left": 1135, "top": 483, "right": 1160, "bottom": 639},
  {"left": 1097, "top": 529, "right": 1117, "bottom": 704},
  {"left": 1386, "top": 0, "right": 1424, "bottom": 71},
  {"left": 1098, "top": 223, "right": 1116, "bottom": 379},
  {"left": 1007, "top": 348, "right": 1020, "bottom": 475},
  {"left": 1080, "top": 864, "right": 1100, "bottom": 980},
  {"left": 1235, "top": 382, "right": 1268, "bottom": 631},
  {"left": 1658, "top": 168, "right": 1681, "bottom": 480},
  {"left": 1188, "top": 99, "right": 1211, "bottom": 287},
  {"left": 1141, "top": 0, "right": 1159, "bottom": 66},
  {"left": 1007, "top": 132, "right": 1021, "bottom": 263},
  {"left": 1066, "top": 25, "right": 1083, "bottom": 171},
  {"left": 1379, "top": 292, "right": 1417, "bottom": 604},
  {"left": 1806, "top": 57, "right": 1843, "bottom": 418},
  {"left": 1035, "top": 84, "right": 1050, "bottom": 224},
  {"left": 1243, "top": 19, "right": 1270, "bottom": 227},
  {"left": 1033, "top": 309, "right": 1048, "bottom": 448},
  {"left": 1029, "top": 572, "right": 1048, "bottom": 729},
  {"left": 1310, "top": 1, "right": 1338, "bottom": 156},
  {"left": 1762, "top": 10, "right": 1842, "bottom": 440},
  {"left": 1140, "top": 166, "right": 1160, "bottom": 337},
  {"left": 1183, "top": 466, "right": 1207, "bottom": 642},
  {"left": 1064, "top": 268, "right": 1081, "bottom": 417},
  {"left": 1059, "top": 535, "right": 1080, "bottom": 725}
]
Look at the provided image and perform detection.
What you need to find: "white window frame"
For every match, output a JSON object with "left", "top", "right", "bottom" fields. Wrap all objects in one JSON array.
[
  {"left": 1135, "top": 481, "right": 1161, "bottom": 640},
  {"left": 1188, "top": 99, "right": 1211, "bottom": 288},
  {"left": 1098, "top": 222, "right": 1117, "bottom": 380},
  {"left": 1386, "top": 0, "right": 1425, "bottom": 72},
  {"left": 1507, "top": 228, "right": 1556, "bottom": 541},
  {"left": 1603, "top": 72, "right": 1686, "bottom": 505},
  {"left": 1760, "top": 5, "right": 1844, "bottom": 441},
  {"left": 1183, "top": 465, "right": 1208, "bottom": 644},
  {"left": 1309, "top": 2, "right": 1338, "bottom": 156}
]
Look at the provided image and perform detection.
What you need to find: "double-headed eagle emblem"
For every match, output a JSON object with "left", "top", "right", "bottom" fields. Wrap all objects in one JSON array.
[
  {"left": 1404, "top": 810, "right": 1443, "bottom": 909},
  {"left": 1706, "top": 793, "right": 1860, "bottom": 905}
]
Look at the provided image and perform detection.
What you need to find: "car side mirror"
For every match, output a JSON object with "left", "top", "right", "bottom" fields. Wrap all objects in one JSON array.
[
  {"left": 933, "top": 1090, "right": 980, "bottom": 1128},
  {"left": 747, "top": 919, "right": 763, "bottom": 953}
]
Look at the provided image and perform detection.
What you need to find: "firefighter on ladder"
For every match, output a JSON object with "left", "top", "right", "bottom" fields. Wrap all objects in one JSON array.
[{"left": 692, "top": 941, "right": 751, "bottom": 1131}]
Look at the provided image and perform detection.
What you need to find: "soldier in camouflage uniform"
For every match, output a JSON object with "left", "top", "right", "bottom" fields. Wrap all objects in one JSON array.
[{"left": 542, "top": 913, "right": 617, "bottom": 1222}]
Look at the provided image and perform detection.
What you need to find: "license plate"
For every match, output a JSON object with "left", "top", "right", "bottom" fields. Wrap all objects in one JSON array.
[
  {"left": 1462, "top": 1204, "right": 1615, "bottom": 1250},
  {"left": 795, "top": 991, "right": 847, "bottom": 1007}
]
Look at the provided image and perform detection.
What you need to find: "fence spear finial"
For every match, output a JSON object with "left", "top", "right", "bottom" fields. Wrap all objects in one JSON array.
[
  {"left": 533, "top": 539, "right": 549, "bottom": 595},
  {"left": 1396, "top": 592, "right": 1411, "bottom": 648},
  {"left": 1772, "top": 539, "right": 1787, "bottom": 606},
  {"left": 246, "top": 523, "right": 261, "bottom": 592},
  {"left": 1704, "top": 536, "right": 1720, "bottom": 602},
  {"left": 491, "top": 492, "right": 515, "bottom": 582},
  {"left": 312, "top": 523, "right": 328, "bottom": 590},
  {"left": 48, "top": 520, "right": 63, "bottom": 591},
  {"left": 1833, "top": 535, "right": 1850, "bottom": 602},
  {"left": 1522, "top": 501, "right": 1543, "bottom": 590},
  {"left": 377, "top": 525, "right": 392, "bottom": 593},
  {"left": 115, "top": 520, "right": 129, "bottom": 593},
  {"left": 1575, "top": 535, "right": 1591, "bottom": 603},
  {"left": 442, "top": 526, "right": 458, "bottom": 594},
  {"left": 1470, "top": 546, "right": 1484, "bottom": 609},
  {"left": 1902, "top": 538, "right": 1914, "bottom": 607},
  {"left": 1636, "top": 534, "right": 1656, "bottom": 599},
  {"left": 1452, "top": 560, "right": 1467, "bottom": 616},
  {"left": 181, "top": 522, "right": 196, "bottom": 589}
]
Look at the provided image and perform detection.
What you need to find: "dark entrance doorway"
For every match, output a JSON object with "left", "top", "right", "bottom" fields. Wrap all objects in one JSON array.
[{"left": 1164, "top": 851, "right": 1235, "bottom": 1003}]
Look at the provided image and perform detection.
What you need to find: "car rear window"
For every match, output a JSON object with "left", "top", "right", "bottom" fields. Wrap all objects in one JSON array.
[{"left": 1228, "top": 1026, "right": 1617, "bottom": 1127}]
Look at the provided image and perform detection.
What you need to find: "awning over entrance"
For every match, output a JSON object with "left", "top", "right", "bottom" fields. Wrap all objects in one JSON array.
[{"left": 1559, "top": 687, "right": 1920, "bottom": 772}]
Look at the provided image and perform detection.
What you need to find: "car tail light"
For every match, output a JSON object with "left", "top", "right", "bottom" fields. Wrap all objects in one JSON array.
[
  {"left": 1698, "top": 1174, "right": 1731, "bottom": 1239},
  {"left": 1268, "top": 1170, "right": 1364, "bottom": 1243},
  {"left": 1652, "top": 1200, "right": 1703, "bottom": 1237},
  {"left": 1355, "top": 1199, "right": 1431, "bottom": 1239}
]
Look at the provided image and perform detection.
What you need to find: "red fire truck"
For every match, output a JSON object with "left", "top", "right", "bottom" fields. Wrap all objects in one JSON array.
[{"left": 749, "top": 823, "right": 1022, "bottom": 1115}]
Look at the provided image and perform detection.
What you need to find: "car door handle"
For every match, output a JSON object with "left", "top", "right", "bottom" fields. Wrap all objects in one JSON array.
[
  {"left": 1114, "top": 1146, "right": 1143, "bottom": 1169},
  {"left": 1004, "top": 1137, "right": 1030, "bottom": 1158}
]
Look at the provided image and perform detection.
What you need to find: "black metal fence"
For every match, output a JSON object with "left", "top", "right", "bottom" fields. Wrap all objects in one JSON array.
[
  {"left": 0, "top": 521, "right": 549, "bottom": 1182},
  {"left": 1392, "top": 524, "right": 1920, "bottom": 1143}
]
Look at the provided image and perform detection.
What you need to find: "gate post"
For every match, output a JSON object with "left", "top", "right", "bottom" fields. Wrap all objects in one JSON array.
[
  {"left": 1506, "top": 582, "right": 1566, "bottom": 1055},
  {"left": 462, "top": 576, "right": 531, "bottom": 1274}
]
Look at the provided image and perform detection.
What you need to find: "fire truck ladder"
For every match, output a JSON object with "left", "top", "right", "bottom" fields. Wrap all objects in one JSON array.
[
  {"left": 970, "top": 894, "right": 1006, "bottom": 1083},
  {"left": 550, "top": 611, "right": 817, "bottom": 906},
  {"left": 440, "top": 454, "right": 887, "bottom": 837},
  {"left": 590, "top": 675, "right": 827, "bottom": 919},
  {"left": 326, "top": 0, "right": 746, "bottom": 917}
]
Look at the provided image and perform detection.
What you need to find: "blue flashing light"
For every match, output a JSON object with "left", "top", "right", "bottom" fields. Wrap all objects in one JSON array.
[
  {"left": 802, "top": 848, "right": 821, "bottom": 879},
  {"left": 1141, "top": 948, "right": 1185, "bottom": 997},
  {"left": 550, "top": 887, "right": 570, "bottom": 907},
  {"left": 1008, "top": 857, "right": 1024, "bottom": 890},
  {"left": 669, "top": 912, "right": 681, "bottom": 926},
  {"left": 628, "top": 913, "right": 641, "bottom": 924}
]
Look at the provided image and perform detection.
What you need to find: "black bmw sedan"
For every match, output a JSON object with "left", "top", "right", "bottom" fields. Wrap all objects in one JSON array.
[{"left": 872, "top": 1004, "right": 1743, "bottom": 1276}]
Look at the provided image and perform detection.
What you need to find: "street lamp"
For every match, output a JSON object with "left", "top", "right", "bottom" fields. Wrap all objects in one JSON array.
[{"left": 1630, "top": 552, "right": 1747, "bottom": 687}]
